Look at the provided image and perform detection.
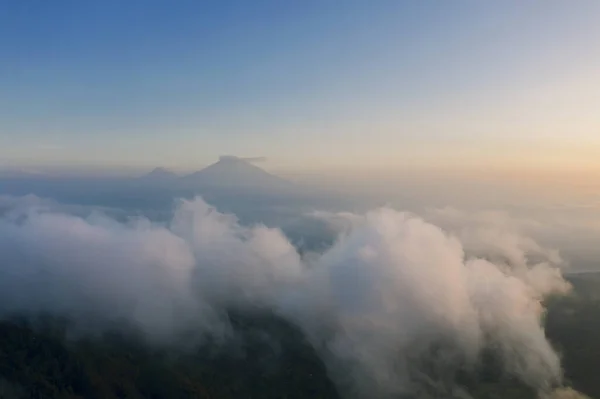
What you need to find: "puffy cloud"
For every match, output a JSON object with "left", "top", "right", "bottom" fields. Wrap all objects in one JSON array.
[
  {"left": 0, "top": 196, "right": 572, "bottom": 397},
  {"left": 303, "top": 207, "right": 568, "bottom": 396},
  {"left": 547, "top": 388, "right": 591, "bottom": 399}
]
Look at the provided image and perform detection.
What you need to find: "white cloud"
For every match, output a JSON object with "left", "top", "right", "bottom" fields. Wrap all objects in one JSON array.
[{"left": 0, "top": 196, "right": 574, "bottom": 397}]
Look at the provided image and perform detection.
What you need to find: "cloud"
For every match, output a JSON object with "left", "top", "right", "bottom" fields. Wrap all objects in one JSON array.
[
  {"left": 548, "top": 388, "right": 591, "bottom": 399},
  {"left": 304, "top": 207, "right": 569, "bottom": 396},
  {"left": 310, "top": 206, "right": 571, "bottom": 292},
  {"left": 219, "top": 155, "right": 267, "bottom": 163},
  {"left": 0, "top": 196, "right": 573, "bottom": 397}
]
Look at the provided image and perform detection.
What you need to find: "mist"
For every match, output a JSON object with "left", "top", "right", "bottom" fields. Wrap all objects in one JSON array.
[{"left": 0, "top": 195, "right": 574, "bottom": 398}]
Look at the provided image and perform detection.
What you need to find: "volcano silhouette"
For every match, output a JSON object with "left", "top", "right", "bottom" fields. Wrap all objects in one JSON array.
[
  {"left": 141, "top": 167, "right": 178, "bottom": 180},
  {"left": 180, "top": 156, "right": 293, "bottom": 192}
]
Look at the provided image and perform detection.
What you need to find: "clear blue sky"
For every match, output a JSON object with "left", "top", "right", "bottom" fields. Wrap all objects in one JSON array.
[{"left": 1, "top": 1, "right": 600, "bottom": 174}]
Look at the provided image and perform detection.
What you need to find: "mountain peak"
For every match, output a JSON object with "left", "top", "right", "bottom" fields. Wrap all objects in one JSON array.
[
  {"left": 142, "top": 167, "right": 178, "bottom": 179},
  {"left": 182, "top": 156, "right": 292, "bottom": 192},
  {"left": 218, "top": 155, "right": 244, "bottom": 163},
  {"left": 218, "top": 155, "right": 267, "bottom": 164}
]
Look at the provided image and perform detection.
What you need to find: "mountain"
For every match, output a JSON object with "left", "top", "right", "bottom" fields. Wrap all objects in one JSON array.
[
  {"left": 0, "top": 168, "right": 47, "bottom": 178},
  {"left": 181, "top": 156, "right": 293, "bottom": 192},
  {"left": 140, "top": 167, "right": 178, "bottom": 180}
]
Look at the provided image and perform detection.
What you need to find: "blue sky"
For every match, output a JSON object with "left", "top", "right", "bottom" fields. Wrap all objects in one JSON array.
[{"left": 1, "top": 1, "right": 600, "bottom": 174}]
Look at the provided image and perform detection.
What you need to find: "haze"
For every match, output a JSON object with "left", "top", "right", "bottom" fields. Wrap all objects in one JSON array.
[
  {"left": 1, "top": 2, "right": 600, "bottom": 399},
  {"left": 1, "top": 1, "right": 600, "bottom": 177}
]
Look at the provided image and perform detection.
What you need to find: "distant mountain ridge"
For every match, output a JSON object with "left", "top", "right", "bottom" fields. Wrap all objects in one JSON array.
[
  {"left": 0, "top": 168, "right": 48, "bottom": 178},
  {"left": 181, "top": 156, "right": 290, "bottom": 189},
  {"left": 140, "top": 156, "right": 294, "bottom": 193},
  {"left": 141, "top": 167, "right": 179, "bottom": 180}
]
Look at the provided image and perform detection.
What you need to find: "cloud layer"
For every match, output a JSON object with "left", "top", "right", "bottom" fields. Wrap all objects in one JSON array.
[{"left": 0, "top": 196, "right": 572, "bottom": 397}]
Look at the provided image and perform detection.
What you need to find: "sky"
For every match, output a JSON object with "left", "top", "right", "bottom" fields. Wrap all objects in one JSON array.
[{"left": 1, "top": 1, "right": 600, "bottom": 175}]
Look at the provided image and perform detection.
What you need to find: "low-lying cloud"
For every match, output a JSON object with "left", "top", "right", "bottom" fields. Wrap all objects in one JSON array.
[{"left": 0, "top": 196, "right": 573, "bottom": 398}]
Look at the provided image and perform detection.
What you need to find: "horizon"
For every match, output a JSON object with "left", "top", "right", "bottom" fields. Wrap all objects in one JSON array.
[
  {"left": 2, "top": 4, "right": 600, "bottom": 398},
  {"left": 2, "top": 2, "right": 600, "bottom": 177}
]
